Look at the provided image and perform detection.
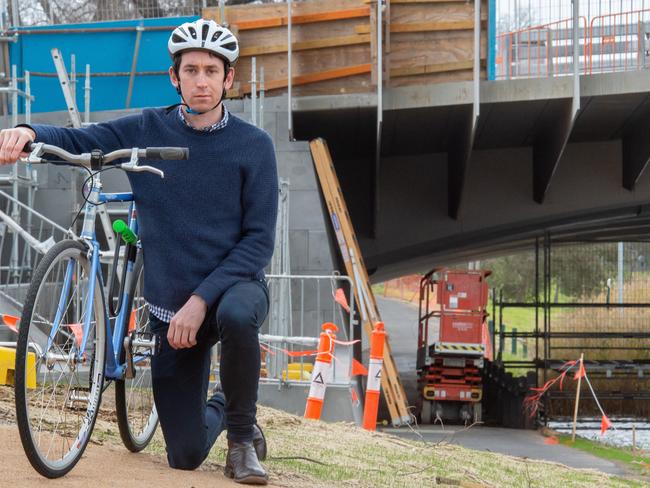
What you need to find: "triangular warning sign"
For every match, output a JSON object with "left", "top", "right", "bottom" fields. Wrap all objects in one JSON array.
[{"left": 313, "top": 372, "right": 325, "bottom": 384}]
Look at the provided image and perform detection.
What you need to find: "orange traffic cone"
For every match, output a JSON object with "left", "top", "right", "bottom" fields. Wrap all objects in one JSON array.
[
  {"left": 363, "top": 322, "right": 386, "bottom": 430},
  {"left": 304, "top": 322, "right": 338, "bottom": 420}
]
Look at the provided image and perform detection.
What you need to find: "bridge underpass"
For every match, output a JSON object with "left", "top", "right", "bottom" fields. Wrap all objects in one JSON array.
[
  {"left": 292, "top": 68, "right": 650, "bottom": 424},
  {"left": 294, "top": 69, "right": 650, "bottom": 282}
]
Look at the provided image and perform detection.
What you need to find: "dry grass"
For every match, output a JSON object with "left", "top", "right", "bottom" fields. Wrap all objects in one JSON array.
[{"left": 0, "top": 384, "right": 644, "bottom": 487}]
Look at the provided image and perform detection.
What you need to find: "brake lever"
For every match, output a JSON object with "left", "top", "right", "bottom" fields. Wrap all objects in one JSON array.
[
  {"left": 119, "top": 148, "right": 165, "bottom": 178},
  {"left": 128, "top": 165, "right": 165, "bottom": 178},
  {"left": 22, "top": 142, "right": 46, "bottom": 164}
]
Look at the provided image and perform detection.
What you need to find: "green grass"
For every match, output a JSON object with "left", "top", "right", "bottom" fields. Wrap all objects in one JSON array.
[
  {"left": 558, "top": 434, "right": 650, "bottom": 475},
  {"left": 371, "top": 283, "right": 385, "bottom": 295}
]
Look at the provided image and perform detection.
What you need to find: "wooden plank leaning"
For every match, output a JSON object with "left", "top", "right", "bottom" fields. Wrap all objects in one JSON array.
[{"left": 310, "top": 138, "right": 412, "bottom": 426}]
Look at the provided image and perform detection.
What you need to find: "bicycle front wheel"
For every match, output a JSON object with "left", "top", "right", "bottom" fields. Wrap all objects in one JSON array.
[
  {"left": 115, "top": 255, "right": 158, "bottom": 451},
  {"left": 14, "top": 239, "right": 106, "bottom": 478}
]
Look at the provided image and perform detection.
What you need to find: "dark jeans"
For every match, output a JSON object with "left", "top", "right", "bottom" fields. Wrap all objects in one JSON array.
[{"left": 149, "top": 279, "right": 269, "bottom": 470}]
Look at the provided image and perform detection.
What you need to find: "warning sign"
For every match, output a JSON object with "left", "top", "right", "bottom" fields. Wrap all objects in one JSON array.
[
  {"left": 367, "top": 358, "right": 383, "bottom": 392},
  {"left": 308, "top": 361, "right": 331, "bottom": 399}
]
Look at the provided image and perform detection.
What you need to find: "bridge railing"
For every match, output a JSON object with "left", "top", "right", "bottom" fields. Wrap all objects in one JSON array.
[
  {"left": 588, "top": 9, "right": 650, "bottom": 74},
  {"left": 496, "top": 17, "right": 589, "bottom": 79},
  {"left": 497, "top": 5, "right": 650, "bottom": 79}
]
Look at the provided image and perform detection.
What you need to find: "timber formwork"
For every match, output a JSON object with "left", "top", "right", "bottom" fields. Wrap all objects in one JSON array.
[{"left": 204, "top": 0, "right": 487, "bottom": 98}]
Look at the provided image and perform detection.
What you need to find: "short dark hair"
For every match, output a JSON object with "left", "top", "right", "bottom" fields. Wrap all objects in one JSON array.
[{"left": 172, "top": 51, "right": 230, "bottom": 79}]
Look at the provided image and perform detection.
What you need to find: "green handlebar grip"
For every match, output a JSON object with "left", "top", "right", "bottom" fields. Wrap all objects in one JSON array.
[{"left": 113, "top": 219, "right": 138, "bottom": 244}]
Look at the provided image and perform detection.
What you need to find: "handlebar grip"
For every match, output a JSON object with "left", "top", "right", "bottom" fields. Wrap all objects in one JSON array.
[
  {"left": 145, "top": 147, "right": 189, "bottom": 160},
  {"left": 23, "top": 142, "right": 35, "bottom": 153}
]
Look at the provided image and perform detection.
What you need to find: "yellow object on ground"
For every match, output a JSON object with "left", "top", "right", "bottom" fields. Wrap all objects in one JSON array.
[
  {"left": 282, "top": 362, "right": 313, "bottom": 381},
  {"left": 0, "top": 346, "right": 36, "bottom": 388}
]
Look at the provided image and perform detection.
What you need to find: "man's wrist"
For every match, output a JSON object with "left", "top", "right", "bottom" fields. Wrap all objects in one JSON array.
[
  {"left": 190, "top": 293, "right": 208, "bottom": 311},
  {"left": 15, "top": 124, "right": 35, "bottom": 141}
]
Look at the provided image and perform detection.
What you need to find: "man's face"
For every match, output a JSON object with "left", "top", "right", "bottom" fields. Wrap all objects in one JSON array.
[{"left": 169, "top": 50, "right": 235, "bottom": 112}]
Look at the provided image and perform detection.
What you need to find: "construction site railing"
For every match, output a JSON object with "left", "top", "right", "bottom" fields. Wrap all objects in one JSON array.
[
  {"left": 260, "top": 273, "right": 356, "bottom": 385},
  {"left": 588, "top": 8, "right": 650, "bottom": 74},
  {"left": 496, "top": 16, "right": 589, "bottom": 79},
  {"left": 497, "top": 5, "right": 650, "bottom": 79},
  {"left": 0, "top": 188, "right": 72, "bottom": 340}
]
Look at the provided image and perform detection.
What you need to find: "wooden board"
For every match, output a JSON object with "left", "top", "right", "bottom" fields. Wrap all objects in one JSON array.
[
  {"left": 203, "top": 0, "right": 488, "bottom": 97},
  {"left": 240, "top": 34, "right": 370, "bottom": 57},
  {"left": 205, "top": 0, "right": 368, "bottom": 25},
  {"left": 237, "top": 64, "right": 372, "bottom": 94},
  {"left": 310, "top": 138, "right": 412, "bottom": 427}
]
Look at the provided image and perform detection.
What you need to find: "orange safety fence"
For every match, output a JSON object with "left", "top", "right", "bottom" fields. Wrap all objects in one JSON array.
[
  {"left": 497, "top": 8, "right": 650, "bottom": 79},
  {"left": 380, "top": 275, "right": 422, "bottom": 304},
  {"left": 588, "top": 8, "right": 650, "bottom": 75},
  {"left": 496, "top": 16, "right": 589, "bottom": 79}
]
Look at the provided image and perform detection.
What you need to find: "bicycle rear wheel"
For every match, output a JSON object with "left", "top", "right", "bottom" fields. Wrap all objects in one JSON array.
[
  {"left": 14, "top": 239, "right": 106, "bottom": 478},
  {"left": 115, "top": 255, "right": 158, "bottom": 451}
]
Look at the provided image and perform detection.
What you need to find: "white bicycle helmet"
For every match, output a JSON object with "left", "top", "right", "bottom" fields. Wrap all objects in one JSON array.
[{"left": 168, "top": 19, "right": 239, "bottom": 65}]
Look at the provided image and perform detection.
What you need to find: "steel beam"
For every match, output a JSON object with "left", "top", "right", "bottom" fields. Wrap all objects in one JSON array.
[
  {"left": 532, "top": 0, "right": 580, "bottom": 204},
  {"left": 622, "top": 101, "right": 650, "bottom": 190},
  {"left": 447, "top": 0, "right": 481, "bottom": 219},
  {"left": 532, "top": 98, "right": 576, "bottom": 203},
  {"left": 448, "top": 105, "right": 474, "bottom": 219}
]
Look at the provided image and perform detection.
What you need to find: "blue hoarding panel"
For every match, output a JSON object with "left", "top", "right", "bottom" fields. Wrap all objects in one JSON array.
[{"left": 9, "top": 16, "right": 198, "bottom": 113}]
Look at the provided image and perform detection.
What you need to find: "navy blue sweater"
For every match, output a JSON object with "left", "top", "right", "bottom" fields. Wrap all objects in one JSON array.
[{"left": 31, "top": 108, "right": 278, "bottom": 311}]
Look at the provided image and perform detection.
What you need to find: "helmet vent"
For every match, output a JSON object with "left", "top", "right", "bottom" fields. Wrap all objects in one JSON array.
[
  {"left": 222, "top": 42, "right": 237, "bottom": 52},
  {"left": 188, "top": 26, "right": 197, "bottom": 39},
  {"left": 201, "top": 23, "right": 210, "bottom": 41}
]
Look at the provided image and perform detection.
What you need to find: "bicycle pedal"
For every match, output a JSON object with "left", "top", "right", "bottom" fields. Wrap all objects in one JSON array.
[{"left": 133, "top": 332, "right": 160, "bottom": 356}]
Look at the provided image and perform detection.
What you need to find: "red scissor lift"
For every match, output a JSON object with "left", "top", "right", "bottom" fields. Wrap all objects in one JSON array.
[{"left": 417, "top": 268, "right": 492, "bottom": 424}]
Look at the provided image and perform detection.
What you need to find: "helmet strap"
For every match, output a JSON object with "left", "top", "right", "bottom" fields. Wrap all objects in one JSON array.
[{"left": 167, "top": 83, "right": 226, "bottom": 117}]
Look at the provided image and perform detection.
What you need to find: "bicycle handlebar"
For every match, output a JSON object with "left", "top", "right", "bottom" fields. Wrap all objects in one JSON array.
[
  {"left": 21, "top": 142, "right": 189, "bottom": 178},
  {"left": 144, "top": 147, "right": 190, "bottom": 161}
]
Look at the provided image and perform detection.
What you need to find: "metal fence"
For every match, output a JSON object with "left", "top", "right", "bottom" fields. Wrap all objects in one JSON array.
[
  {"left": 496, "top": 0, "right": 650, "bottom": 79},
  {"left": 7, "top": 0, "right": 203, "bottom": 26},
  {"left": 5, "top": 0, "right": 304, "bottom": 28},
  {"left": 259, "top": 273, "right": 356, "bottom": 385},
  {"left": 482, "top": 236, "right": 650, "bottom": 416},
  {"left": 0, "top": 187, "right": 72, "bottom": 341}
]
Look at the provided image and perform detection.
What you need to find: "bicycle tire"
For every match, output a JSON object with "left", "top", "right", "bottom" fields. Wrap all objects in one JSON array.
[
  {"left": 115, "top": 254, "right": 159, "bottom": 452},
  {"left": 15, "top": 239, "right": 106, "bottom": 478}
]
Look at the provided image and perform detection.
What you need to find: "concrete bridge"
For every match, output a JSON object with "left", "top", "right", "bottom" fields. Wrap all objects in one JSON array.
[{"left": 294, "top": 70, "right": 650, "bottom": 281}]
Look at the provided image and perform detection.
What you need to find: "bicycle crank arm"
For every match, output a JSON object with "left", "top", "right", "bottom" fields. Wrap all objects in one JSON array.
[{"left": 123, "top": 332, "right": 159, "bottom": 380}]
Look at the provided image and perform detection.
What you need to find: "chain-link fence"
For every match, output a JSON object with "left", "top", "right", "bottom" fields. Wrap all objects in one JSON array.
[
  {"left": 5, "top": 0, "right": 287, "bottom": 27},
  {"left": 6, "top": 0, "right": 199, "bottom": 26}
]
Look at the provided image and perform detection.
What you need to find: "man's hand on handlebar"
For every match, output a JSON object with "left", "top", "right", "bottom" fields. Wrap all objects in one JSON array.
[{"left": 0, "top": 127, "right": 36, "bottom": 164}]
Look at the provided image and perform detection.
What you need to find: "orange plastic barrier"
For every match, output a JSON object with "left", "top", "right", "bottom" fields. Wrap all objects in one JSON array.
[
  {"left": 363, "top": 322, "right": 386, "bottom": 430},
  {"left": 304, "top": 322, "right": 338, "bottom": 420}
]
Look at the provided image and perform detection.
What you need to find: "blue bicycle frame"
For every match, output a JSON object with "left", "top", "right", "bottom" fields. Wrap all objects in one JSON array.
[{"left": 47, "top": 172, "right": 140, "bottom": 381}]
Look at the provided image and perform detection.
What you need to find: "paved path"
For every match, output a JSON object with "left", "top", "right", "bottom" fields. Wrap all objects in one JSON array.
[
  {"left": 376, "top": 296, "right": 627, "bottom": 476},
  {"left": 381, "top": 425, "right": 627, "bottom": 475},
  {"left": 375, "top": 295, "right": 420, "bottom": 405}
]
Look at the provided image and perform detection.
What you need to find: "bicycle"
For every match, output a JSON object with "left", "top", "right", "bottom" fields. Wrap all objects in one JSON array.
[{"left": 12, "top": 142, "right": 189, "bottom": 478}]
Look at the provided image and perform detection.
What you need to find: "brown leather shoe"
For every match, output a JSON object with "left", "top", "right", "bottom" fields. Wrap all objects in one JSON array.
[
  {"left": 225, "top": 440, "right": 268, "bottom": 485},
  {"left": 253, "top": 423, "right": 267, "bottom": 461}
]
